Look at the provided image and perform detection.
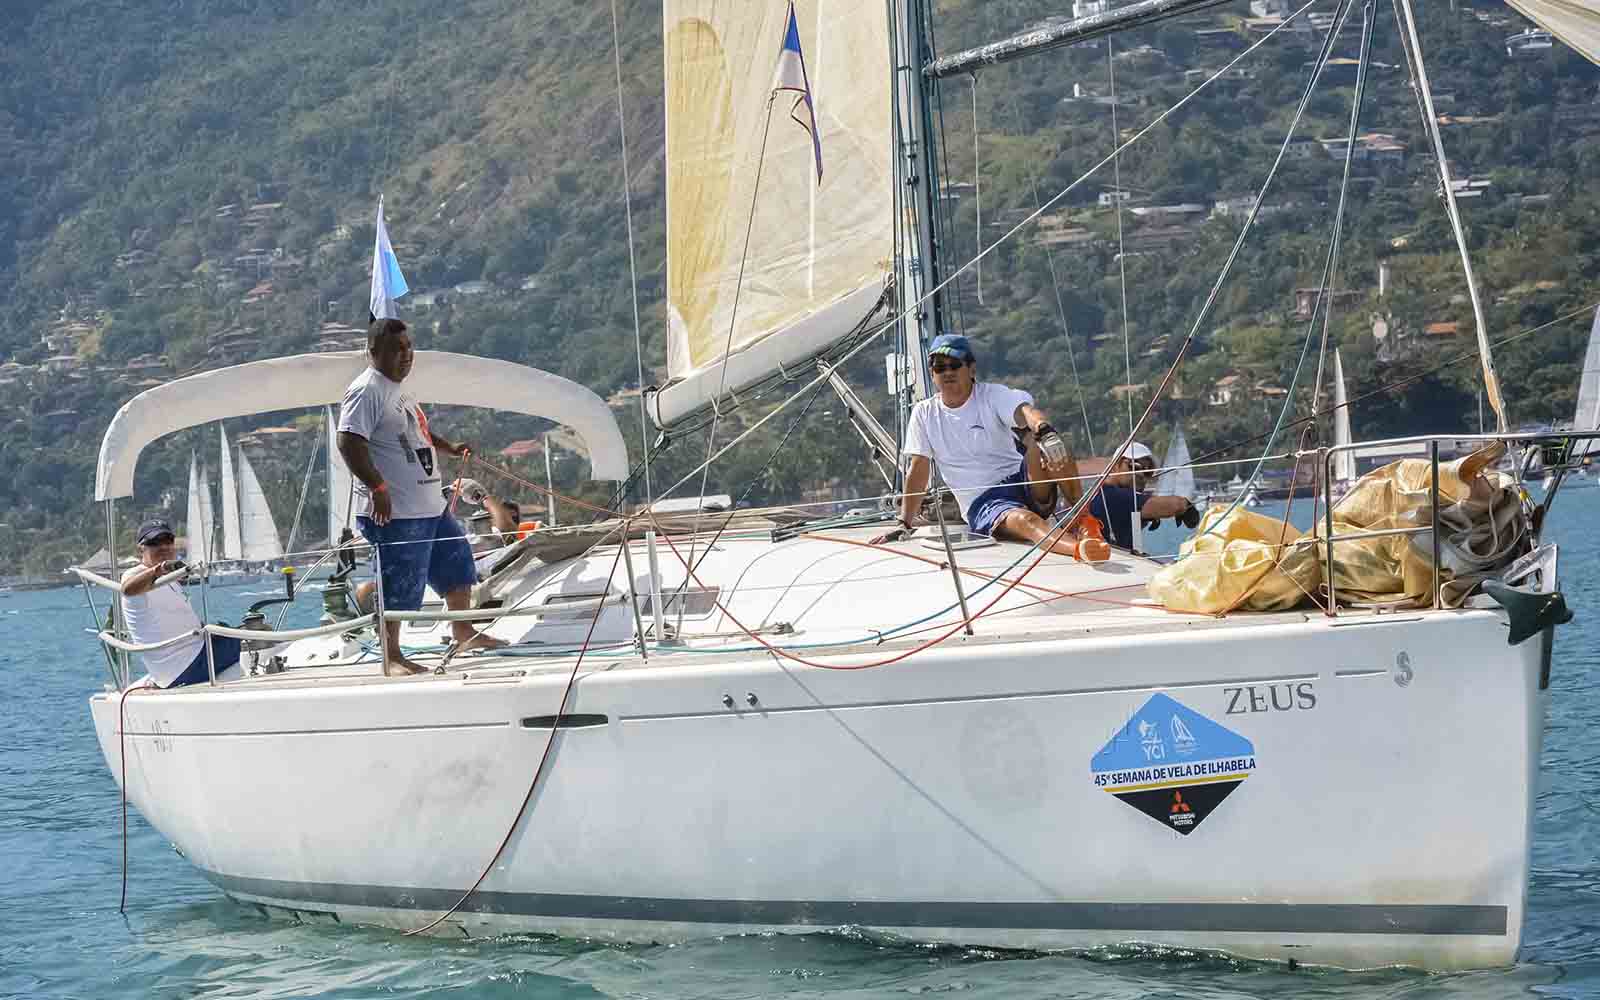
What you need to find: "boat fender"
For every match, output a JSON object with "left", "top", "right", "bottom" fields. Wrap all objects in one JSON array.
[{"left": 1480, "top": 579, "right": 1573, "bottom": 646}]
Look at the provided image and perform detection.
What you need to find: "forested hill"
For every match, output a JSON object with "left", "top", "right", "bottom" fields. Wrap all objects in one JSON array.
[{"left": 2, "top": 0, "right": 1599, "bottom": 572}]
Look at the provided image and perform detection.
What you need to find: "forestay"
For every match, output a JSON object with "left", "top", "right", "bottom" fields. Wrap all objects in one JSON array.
[
  {"left": 96, "top": 351, "right": 631, "bottom": 501},
  {"left": 655, "top": 0, "right": 894, "bottom": 429}
]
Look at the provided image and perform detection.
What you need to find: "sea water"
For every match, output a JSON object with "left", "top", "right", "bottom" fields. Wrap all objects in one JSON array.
[{"left": 3, "top": 500, "right": 1597, "bottom": 998}]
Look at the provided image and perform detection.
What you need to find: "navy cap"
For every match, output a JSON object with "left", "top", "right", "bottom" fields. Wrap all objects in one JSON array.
[
  {"left": 927, "top": 333, "right": 975, "bottom": 364},
  {"left": 136, "top": 518, "right": 175, "bottom": 545}
]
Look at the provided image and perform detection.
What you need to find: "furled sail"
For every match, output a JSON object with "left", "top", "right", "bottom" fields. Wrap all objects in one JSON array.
[
  {"left": 1573, "top": 306, "right": 1600, "bottom": 455},
  {"left": 184, "top": 450, "right": 214, "bottom": 562},
  {"left": 1505, "top": 0, "right": 1600, "bottom": 65},
  {"left": 236, "top": 448, "right": 283, "bottom": 563},
  {"left": 326, "top": 404, "right": 355, "bottom": 547},
  {"left": 218, "top": 426, "right": 243, "bottom": 561},
  {"left": 1333, "top": 348, "right": 1356, "bottom": 483},
  {"left": 1161, "top": 425, "right": 1196, "bottom": 499},
  {"left": 655, "top": 0, "right": 894, "bottom": 428}
]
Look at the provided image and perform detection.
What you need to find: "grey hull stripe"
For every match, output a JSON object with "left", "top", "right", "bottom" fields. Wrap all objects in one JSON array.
[{"left": 203, "top": 871, "right": 1507, "bottom": 936}]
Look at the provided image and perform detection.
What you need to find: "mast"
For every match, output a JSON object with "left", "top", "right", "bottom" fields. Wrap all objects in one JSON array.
[{"left": 892, "top": 0, "right": 945, "bottom": 404}]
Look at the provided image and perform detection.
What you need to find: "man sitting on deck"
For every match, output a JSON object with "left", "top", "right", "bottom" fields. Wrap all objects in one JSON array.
[
  {"left": 874, "top": 334, "right": 1110, "bottom": 562},
  {"left": 121, "top": 518, "right": 244, "bottom": 687},
  {"left": 337, "top": 318, "right": 506, "bottom": 676},
  {"left": 1085, "top": 442, "right": 1201, "bottom": 551}
]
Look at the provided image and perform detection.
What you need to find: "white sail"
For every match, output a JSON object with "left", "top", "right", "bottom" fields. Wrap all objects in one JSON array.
[
  {"left": 1160, "top": 426, "right": 1196, "bottom": 500},
  {"left": 1573, "top": 306, "right": 1600, "bottom": 456},
  {"left": 218, "top": 426, "right": 243, "bottom": 561},
  {"left": 184, "top": 451, "right": 213, "bottom": 562},
  {"left": 327, "top": 405, "right": 355, "bottom": 547},
  {"left": 236, "top": 448, "right": 283, "bottom": 563},
  {"left": 1505, "top": 0, "right": 1600, "bottom": 65},
  {"left": 196, "top": 460, "right": 217, "bottom": 563},
  {"left": 655, "top": 0, "right": 894, "bottom": 428},
  {"left": 1333, "top": 349, "right": 1356, "bottom": 483}
]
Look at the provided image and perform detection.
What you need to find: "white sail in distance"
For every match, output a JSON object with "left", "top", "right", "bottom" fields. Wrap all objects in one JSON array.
[
  {"left": 1573, "top": 306, "right": 1600, "bottom": 456},
  {"left": 656, "top": 0, "right": 893, "bottom": 427},
  {"left": 1332, "top": 349, "right": 1356, "bottom": 483},
  {"left": 236, "top": 448, "right": 283, "bottom": 563},
  {"left": 326, "top": 405, "right": 355, "bottom": 547},
  {"left": 196, "top": 460, "right": 217, "bottom": 563},
  {"left": 1160, "top": 426, "right": 1196, "bottom": 499},
  {"left": 184, "top": 450, "right": 213, "bottom": 562},
  {"left": 1505, "top": 0, "right": 1600, "bottom": 65},
  {"left": 218, "top": 426, "right": 243, "bottom": 561}
]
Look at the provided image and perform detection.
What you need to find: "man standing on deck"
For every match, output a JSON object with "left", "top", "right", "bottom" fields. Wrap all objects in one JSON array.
[
  {"left": 337, "top": 318, "right": 505, "bottom": 676},
  {"left": 874, "top": 334, "right": 1110, "bottom": 562}
]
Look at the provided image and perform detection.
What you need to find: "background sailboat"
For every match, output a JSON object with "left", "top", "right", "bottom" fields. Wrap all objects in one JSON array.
[
  {"left": 184, "top": 451, "right": 214, "bottom": 562},
  {"left": 236, "top": 448, "right": 283, "bottom": 564},
  {"left": 1159, "top": 424, "right": 1196, "bottom": 500},
  {"left": 326, "top": 404, "right": 354, "bottom": 547},
  {"left": 1332, "top": 347, "right": 1357, "bottom": 496},
  {"left": 218, "top": 426, "right": 243, "bottom": 563}
]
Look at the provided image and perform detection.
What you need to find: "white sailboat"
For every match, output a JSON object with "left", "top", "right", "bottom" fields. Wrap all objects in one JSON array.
[
  {"left": 217, "top": 426, "right": 243, "bottom": 563},
  {"left": 326, "top": 404, "right": 354, "bottom": 547},
  {"left": 81, "top": 0, "right": 1574, "bottom": 972},
  {"left": 236, "top": 448, "right": 283, "bottom": 564},
  {"left": 1159, "top": 425, "right": 1196, "bottom": 500},
  {"left": 184, "top": 451, "right": 214, "bottom": 562},
  {"left": 1332, "top": 348, "right": 1357, "bottom": 496}
]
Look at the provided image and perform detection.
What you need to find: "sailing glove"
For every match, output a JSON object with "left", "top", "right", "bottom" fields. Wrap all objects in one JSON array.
[
  {"left": 1178, "top": 501, "right": 1202, "bottom": 529},
  {"left": 1035, "top": 424, "right": 1072, "bottom": 467}
]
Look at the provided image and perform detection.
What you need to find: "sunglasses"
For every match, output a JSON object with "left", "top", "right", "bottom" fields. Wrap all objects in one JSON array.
[
  {"left": 929, "top": 360, "right": 967, "bottom": 373},
  {"left": 142, "top": 534, "right": 175, "bottom": 546}
]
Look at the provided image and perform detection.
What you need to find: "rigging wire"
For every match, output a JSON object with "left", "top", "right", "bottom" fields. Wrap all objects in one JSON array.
[
  {"left": 1107, "top": 37, "right": 1135, "bottom": 441},
  {"left": 971, "top": 73, "right": 983, "bottom": 306},
  {"left": 608, "top": 0, "right": 654, "bottom": 508}
]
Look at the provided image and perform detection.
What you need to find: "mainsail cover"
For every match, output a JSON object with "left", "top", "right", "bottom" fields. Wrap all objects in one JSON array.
[
  {"left": 236, "top": 449, "right": 283, "bottom": 563},
  {"left": 657, "top": 0, "right": 893, "bottom": 428},
  {"left": 1505, "top": 0, "right": 1600, "bottom": 64}
]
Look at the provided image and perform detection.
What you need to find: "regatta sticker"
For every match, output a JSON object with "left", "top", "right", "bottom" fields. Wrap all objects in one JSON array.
[{"left": 1090, "top": 693, "right": 1257, "bottom": 836}]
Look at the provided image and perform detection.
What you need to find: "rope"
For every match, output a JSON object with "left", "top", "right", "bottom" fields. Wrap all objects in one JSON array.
[
  {"left": 608, "top": 0, "right": 654, "bottom": 507},
  {"left": 403, "top": 538, "right": 627, "bottom": 936}
]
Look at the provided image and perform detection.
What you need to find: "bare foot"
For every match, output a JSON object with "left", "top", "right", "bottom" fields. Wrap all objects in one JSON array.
[
  {"left": 382, "top": 657, "right": 427, "bottom": 677},
  {"left": 453, "top": 630, "right": 508, "bottom": 654}
]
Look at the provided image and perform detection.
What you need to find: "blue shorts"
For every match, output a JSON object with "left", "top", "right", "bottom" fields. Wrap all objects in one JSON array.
[
  {"left": 169, "top": 635, "right": 242, "bottom": 688},
  {"left": 966, "top": 460, "right": 1044, "bottom": 537},
  {"left": 356, "top": 513, "right": 477, "bottom": 611}
]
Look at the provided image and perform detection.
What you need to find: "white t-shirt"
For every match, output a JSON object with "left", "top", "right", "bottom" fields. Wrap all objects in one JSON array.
[
  {"left": 120, "top": 567, "right": 203, "bottom": 688},
  {"left": 903, "top": 382, "right": 1034, "bottom": 517},
  {"left": 338, "top": 367, "right": 446, "bottom": 520}
]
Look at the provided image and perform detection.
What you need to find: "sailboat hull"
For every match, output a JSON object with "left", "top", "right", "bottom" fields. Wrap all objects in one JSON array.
[{"left": 91, "top": 607, "right": 1543, "bottom": 970}]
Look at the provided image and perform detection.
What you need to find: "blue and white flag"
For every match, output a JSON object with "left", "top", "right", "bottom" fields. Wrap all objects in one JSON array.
[
  {"left": 774, "top": 2, "right": 822, "bottom": 183},
  {"left": 368, "top": 195, "right": 409, "bottom": 322}
]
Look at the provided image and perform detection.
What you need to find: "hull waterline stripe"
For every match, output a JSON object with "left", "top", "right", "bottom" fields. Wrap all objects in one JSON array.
[{"left": 202, "top": 871, "right": 1507, "bottom": 936}]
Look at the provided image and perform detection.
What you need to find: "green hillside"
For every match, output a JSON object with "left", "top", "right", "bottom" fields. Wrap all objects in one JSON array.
[{"left": 2, "top": 0, "right": 1598, "bottom": 572}]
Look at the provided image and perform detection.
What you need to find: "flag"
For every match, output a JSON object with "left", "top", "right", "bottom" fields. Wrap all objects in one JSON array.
[
  {"left": 774, "top": 2, "right": 822, "bottom": 183},
  {"left": 368, "top": 195, "right": 409, "bottom": 322}
]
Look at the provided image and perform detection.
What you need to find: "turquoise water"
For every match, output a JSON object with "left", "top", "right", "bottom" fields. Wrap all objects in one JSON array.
[{"left": 3, "top": 498, "right": 1598, "bottom": 998}]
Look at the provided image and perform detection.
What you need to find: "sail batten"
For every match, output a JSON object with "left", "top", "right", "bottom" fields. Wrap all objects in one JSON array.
[{"left": 657, "top": 0, "right": 893, "bottom": 428}]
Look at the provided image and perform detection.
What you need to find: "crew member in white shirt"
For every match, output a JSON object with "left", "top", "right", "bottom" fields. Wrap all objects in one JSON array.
[
  {"left": 337, "top": 318, "right": 506, "bottom": 676},
  {"left": 121, "top": 518, "right": 244, "bottom": 687},
  {"left": 875, "top": 334, "right": 1110, "bottom": 562}
]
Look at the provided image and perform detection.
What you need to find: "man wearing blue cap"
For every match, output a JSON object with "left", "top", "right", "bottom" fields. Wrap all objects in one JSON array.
[{"left": 877, "top": 334, "right": 1110, "bottom": 562}]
